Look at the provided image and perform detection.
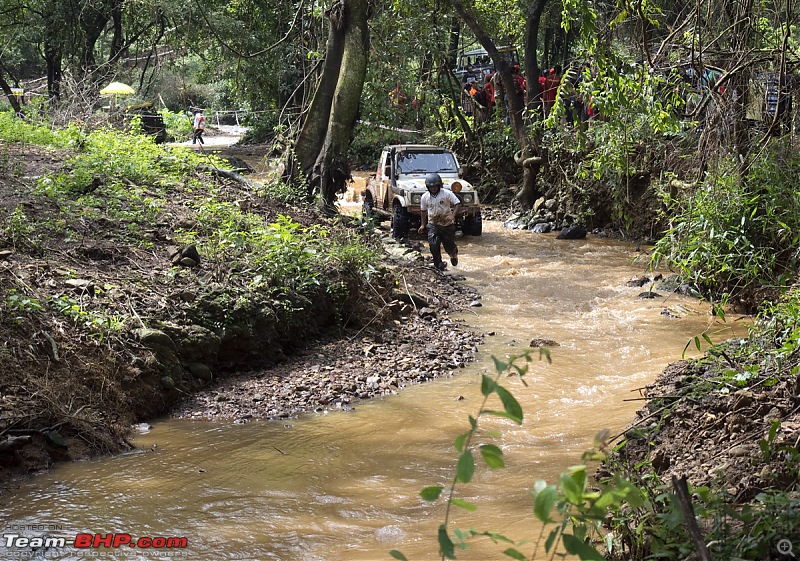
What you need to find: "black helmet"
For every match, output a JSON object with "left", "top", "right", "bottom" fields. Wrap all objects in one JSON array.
[{"left": 425, "top": 172, "right": 443, "bottom": 188}]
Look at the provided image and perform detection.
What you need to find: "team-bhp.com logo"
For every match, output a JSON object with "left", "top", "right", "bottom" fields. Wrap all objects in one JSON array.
[{"left": 4, "top": 532, "right": 188, "bottom": 549}]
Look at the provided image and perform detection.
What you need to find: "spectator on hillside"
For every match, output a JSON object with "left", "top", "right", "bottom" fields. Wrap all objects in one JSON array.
[
  {"left": 511, "top": 65, "right": 527, "bottom": 102},
  {"left": 543, "top": 65, "right": 562, "bottom": 117},
  {"left": 389, "top": 82, "right": 407, "bottom": 109}
]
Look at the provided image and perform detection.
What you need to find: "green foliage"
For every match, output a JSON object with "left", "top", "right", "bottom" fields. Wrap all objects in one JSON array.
[
  {"left": 240, "top": 112, "right": 281, "bottom": 145},
  {"left": 160, "top": 108, "right": 194, "bottom": 141},
  {"left": 651, "top": 143, "right": 800, "bottom": 303},
  {"left": 400, "top": 348, "right": 649, "bottom": 561},
  {"left": 348, "top": 122, "right": 421, "bottom": 169},
  {"left": 257, "top": 179, "right": 309, "bottom": 206},
  {"left": 5, "top": 291, "right": 45, "bottom": 314},
  {"left": 3, "top": 206, "right": 38, "bottom": 250},
  {"left": 603, "top": 450, "right": 800, "bottom": 560},
  {"left": 0, "top": 111, "right": 65, "bottom": 146},
  {"left": 748, "top": 284, "right": 800, "bottom": 372},
  {"left": 49, "top": 294, "right": 126, "bottom": 333},
  {"left": 0, "top": 113, "right": 382, "bottom": 347}
]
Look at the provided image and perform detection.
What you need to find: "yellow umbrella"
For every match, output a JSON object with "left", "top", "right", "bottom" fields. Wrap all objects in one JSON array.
[
  {"left": 100, "top": 82, "right": 135, "bottom": 110},
  {"left": 100, "top": 81, "right": 135, "bottom": 95}
]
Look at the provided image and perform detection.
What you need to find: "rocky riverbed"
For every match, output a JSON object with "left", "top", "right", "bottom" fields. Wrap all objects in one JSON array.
[{"left": 171, "top": 234, "right": 486, "bottom": 422}]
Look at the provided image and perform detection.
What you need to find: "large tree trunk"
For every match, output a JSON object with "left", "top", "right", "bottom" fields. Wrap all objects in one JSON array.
[
  {"left": 524, "top": 0, "right": 548, "bottom": 116},
  {"left": 44, "top": 41, "right": 62, "bottom": 101},
  {"left": 291, "top": 0, "right": 369, "bottom": 209},
  {"left": 293, "top": 2, "right": 347, "bottom": 179},
  {"left": 450, "top": 0, "right": 541, "bottom": 209}
]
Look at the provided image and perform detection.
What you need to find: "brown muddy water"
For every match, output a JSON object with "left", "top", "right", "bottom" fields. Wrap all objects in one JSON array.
[{"left": 1, "top": 182, "right": 749, "bottom": 561}]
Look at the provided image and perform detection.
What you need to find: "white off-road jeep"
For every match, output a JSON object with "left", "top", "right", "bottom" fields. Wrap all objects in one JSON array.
[{"left": 362, "top": 144, "right": 482, "bottom": 239}]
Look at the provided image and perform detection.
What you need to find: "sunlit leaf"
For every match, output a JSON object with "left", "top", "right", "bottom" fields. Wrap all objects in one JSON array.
[
  {"left": 420, "top": 486, "right": 444, "bottom": 501},
  {"left": 454, "top": 431, "right": 470, "bottom": 452},
  {"left": 503, "top": 548, "right": 527, "bottom": 561},
  {"left": 451, "top": 498, "right": 478, "bottom": 511},
  {"left": 495, "top": 385, "right": 523, "bottom": 424},
  {"left": 479, "top": 444, "right": 504, "bottom": 469},
  {"left": 456, "top": 449, "right": 475, "bottom": 483},
  {"left": 533, "top": 483, "right": 558, "bottom": 523}
]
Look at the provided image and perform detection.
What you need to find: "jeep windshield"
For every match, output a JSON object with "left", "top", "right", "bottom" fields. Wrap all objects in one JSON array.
[{"left": 396, "top": 151, "right": 458, "bottom": 175}]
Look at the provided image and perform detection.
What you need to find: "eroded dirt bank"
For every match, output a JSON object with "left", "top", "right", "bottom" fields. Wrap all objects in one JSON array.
[{"left": 0, "top": 140, "right": 482, "bottom": 491}]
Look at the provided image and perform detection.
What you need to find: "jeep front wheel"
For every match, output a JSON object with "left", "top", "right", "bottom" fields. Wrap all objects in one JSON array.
[
  {"left": 392, "top": 204, "right": 411, "bottom": 239},
  {"left": 462, "top": 209, "right": 483, "bottom": 236}
]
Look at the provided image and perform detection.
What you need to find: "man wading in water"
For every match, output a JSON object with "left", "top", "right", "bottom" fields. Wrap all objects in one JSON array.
[{"left": 418, "top": 172, "right": 461, "bottom": 272}]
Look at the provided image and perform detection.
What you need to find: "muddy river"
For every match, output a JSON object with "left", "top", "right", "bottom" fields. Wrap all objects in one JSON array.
[{"left": 1, "top": 201, "right": 748, "bottom": 560}]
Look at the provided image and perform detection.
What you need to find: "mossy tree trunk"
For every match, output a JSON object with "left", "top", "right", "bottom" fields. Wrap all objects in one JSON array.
[{"left": 292, "top": 0, "right": 369, "bottom": 210}]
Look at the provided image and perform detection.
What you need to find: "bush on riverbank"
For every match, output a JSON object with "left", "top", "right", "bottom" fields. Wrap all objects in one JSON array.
[
  {"left": 652, "top": 138, "right": 800, "bottom": 313},
  {"left": 598, "top": 286, "right": 800, "bottom": 560},
  {"left": 0, "top": 112, "right": 392, "bottom": 486}
]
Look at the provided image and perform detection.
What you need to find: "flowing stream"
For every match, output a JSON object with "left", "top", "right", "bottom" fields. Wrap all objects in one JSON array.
[{"left": 1, "top": 215, "right": 748, "bottom": 561}]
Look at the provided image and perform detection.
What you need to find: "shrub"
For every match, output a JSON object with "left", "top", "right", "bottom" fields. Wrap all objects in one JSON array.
[{"left": 651, "top": 141, "right": 800, "bottom": 307}]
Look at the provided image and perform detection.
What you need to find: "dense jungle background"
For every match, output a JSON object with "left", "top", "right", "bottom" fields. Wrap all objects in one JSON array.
[{"left": 2, "top": 0, "right": 800, "bottom": 559}]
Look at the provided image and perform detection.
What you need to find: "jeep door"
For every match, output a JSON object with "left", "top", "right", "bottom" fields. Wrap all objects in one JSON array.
[{"left": 375, "top": 149, "right": 392, "bottom": 211}]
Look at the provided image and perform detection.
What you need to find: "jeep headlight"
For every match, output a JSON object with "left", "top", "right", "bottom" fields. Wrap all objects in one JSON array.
[
  {"left": 461, "top": 193, "right": 473, "bottom": 203},
  {"left": 410, "top": 193, "right": 422, "bottom": 205}
]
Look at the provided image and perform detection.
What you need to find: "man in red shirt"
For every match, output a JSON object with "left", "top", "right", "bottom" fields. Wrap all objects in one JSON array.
[{"left": 543, "top": 65, "right": 562, "bottom": 117}]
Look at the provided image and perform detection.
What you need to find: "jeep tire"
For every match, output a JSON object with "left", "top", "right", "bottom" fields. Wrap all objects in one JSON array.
[
  {"left": 362, "top": 195, "right": 374, "bottom": 222},
  {"left": 392, "top": 204, "right": 411, "bottom": 239},
  {"left": 462, "top": 209, "right": 483, "bottom": 236}
]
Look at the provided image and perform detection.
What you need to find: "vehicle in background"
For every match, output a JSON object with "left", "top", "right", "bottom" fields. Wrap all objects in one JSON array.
[
  {"left": 455, "top": 45, "right": 519, "bottom": 83},
  {"left": 362, "top": 144, "right": 482, "bottom": 239}
]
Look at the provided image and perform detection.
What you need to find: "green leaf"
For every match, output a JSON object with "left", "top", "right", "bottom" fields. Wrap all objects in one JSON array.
[
  {"left": 454, "top": 431, "right": 470, "bottom": 453},
  {"left": 420, "top": 486, "right": 444, "bottom": 501},
  {"left": 538, "top": 347, "right": 552, "bottom": 364},
  {"left": 390, "top": 550, "right": 409, "bottom": 561},
  {"left": 438, "top": 524, "right": 456, "bottom": 559},
  {"left": 562, "top": 533, "right": 605, "bottom": 560},
  {"left": 451, "top": 498, "right": 478, "bottom": 511},
  {"left": 474, "top": 531, "right": 515, "bottom": 544},
  {"left": 491, "top": 356, "right": 508, "bottom": 373},
  {"left": 533, "top": 484, "right": 558, "bottom": 523},
  {"left": 456, "top": 449, "right": 475, "bottom": 483},
  {"left": 502, "top": 548, "right": 527, "bottom": 560},
  {"left": 560, "top": 472, "right": 583, "bottom": 505},
  {"left": 544, "top": 528, "right": 559, "bottom": 552},
  {"left": 479, "top": 444, "right": 505, "bottom": 469},
  {"left": 495, "top": 385, "right": 523, "bottom": 424},
  {"left": 768, "top": 419, "right": 780, "bottom": 443},
  {"left": 481, "top": 374, "right": 497, "bottom": 396}
]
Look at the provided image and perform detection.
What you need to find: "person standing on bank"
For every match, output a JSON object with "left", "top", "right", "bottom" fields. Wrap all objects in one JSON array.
[
  {"left": 418, "top": 172, "right": 462, "bottom": 272},
  {"left": 192, "top": 110, "right": 205, "bottom": 145}
]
